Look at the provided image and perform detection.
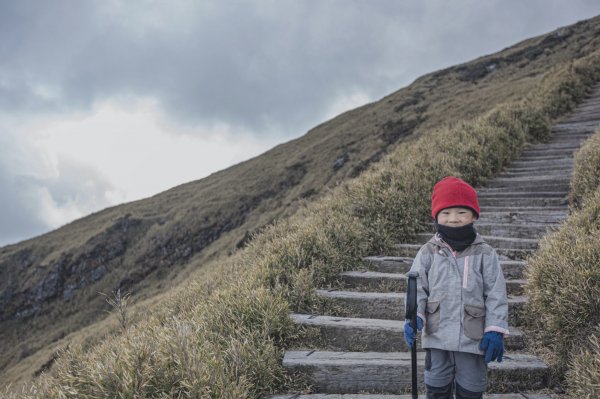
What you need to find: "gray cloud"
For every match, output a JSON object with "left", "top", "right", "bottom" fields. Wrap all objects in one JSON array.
[
  {"left": 0, "top": 133, "right": 114, "bottom": 246},
  {"left": 2, "top": 0, "right": 600, "bottom": 245},
  {"left": 2, "top": 1, "right": 599, "bottom": 135}
]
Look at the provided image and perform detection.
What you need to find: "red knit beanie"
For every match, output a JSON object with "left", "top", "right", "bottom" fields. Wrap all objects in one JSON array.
[{"left": 431, "top": 176, "right": 480, "bottom": 220}]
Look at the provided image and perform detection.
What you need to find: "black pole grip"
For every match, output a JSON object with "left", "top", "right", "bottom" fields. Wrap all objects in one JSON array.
[{"left": 406, "top": 270, "right": 419, "bottom": 398}]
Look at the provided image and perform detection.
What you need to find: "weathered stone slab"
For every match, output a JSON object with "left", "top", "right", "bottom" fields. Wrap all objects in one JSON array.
[
  {"left": 524, "top": 141, "right": 584, "bottom": 150},
  {"left": 363, "top": 256, "right": 526, "bottom": 278},
  {"left": 562, "top": 114, "right": 600, "bottom": 123},
  {"left": 498, "top": 261, "right": 527, "bottom": 279},
  {"left": 362, "top": 256, "right": 413, "bottom": 274},
  {"left": 412, "top": 234, "right": 538, "bottom": 250},
  {"left": 394, "top": 243, "right": 535, "bottom": 260},
  {"left": 315, "top": 290, "right": 527, "bottom": 325},
  {"left": 291, "top": 314, "right": 525, "bottom": 352},
  {"left": 478, "top": 183, "right": 570, "bottom": 192},
  {"left": 477, "top": 191, "right": 567, "bottom": 198},
  {"left": 282, "top": 351, "right": 549, "bottom": 394},
  {"left": 486, "top": 176, "right": 570, "bottom": 188},
  {"left": 478, "top": 196, "right": 567, "bottom": 207},
  {"left": 341, "top": 269, "right": 522, "bottom": 296},
  {"left": 498, "top": 169, "right": 571, "bottom": 178},
  {"left": 339, "top": 271, "right": 407, "bottom": 292},
  {"left": 553, "top": 119, "right": 600, "bottom": 129},
  {"left": 477, "top": 211, "right": 567, "bottom": 224},
  {"left": 474, "top": 223, "right": 558, "bottom": 239},
  {"left": 478, "top": 206, "right": 567, "bottom": 214},
  {"left": 505, "top": 280, "right": 526, "bottom": 296},
  {"left": 520, "top": 147, "right": 579, "bottom": 157},
  {"left": 505, "top": 158, "right": 572, "bottom": 168}
]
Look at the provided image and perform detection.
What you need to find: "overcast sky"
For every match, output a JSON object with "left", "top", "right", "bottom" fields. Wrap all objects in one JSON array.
[{"left": 1, "top": 1, "right": 600, "bottom": 247}]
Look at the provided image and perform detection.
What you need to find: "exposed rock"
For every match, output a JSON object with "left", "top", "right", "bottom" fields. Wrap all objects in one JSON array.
[{"left": 333, "top": 152, "right": 350, "bottom": 170}]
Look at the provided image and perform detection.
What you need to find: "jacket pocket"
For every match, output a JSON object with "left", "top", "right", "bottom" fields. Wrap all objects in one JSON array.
[
  {"left": 463, "top": 304, "right": 485, "bottom": 340},
  {"left": 425, "top": 300, "right": 441, "bottom": 334}
]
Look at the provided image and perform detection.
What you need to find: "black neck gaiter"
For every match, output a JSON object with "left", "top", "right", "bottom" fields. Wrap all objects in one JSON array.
[{"left": 434, "top": 222, "right": 477, "bottom": 252}]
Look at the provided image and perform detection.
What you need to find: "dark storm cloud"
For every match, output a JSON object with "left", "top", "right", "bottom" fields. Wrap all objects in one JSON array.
[{"left": 1, "top": 0, "right": 597, "bottom": 136}]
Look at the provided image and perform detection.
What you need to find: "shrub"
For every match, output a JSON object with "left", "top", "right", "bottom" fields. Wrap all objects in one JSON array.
[
  {"left": 526, "top": 125, "right": 600, "bottom": 396},
  {"left": 567, "top": 325, "right": 600, "bottom": 399},
  {"left": 570, "top": 128, "right": 600, "bottom": 207}
]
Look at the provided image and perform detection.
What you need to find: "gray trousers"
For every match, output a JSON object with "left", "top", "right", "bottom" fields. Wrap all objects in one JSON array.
[{"left": 425, "top": 348, "right": 487, "bottom": 397}]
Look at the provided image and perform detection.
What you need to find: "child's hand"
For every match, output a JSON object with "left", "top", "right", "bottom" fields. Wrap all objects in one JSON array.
[
  {"left": 479, "top": 331, "right": 504, "bottom": 363},
  {"left": 403, "top": 317, "right": 423, "bottom": 347}
]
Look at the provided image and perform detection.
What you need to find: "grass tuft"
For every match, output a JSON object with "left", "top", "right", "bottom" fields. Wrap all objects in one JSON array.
[{"left": 525, "top": 128, "right": 600, "bottom": 395}]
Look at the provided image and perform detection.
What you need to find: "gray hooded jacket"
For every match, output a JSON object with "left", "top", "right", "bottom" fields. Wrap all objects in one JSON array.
[{"left": 410, "top": 233, "right": 509, "bottom": 355}]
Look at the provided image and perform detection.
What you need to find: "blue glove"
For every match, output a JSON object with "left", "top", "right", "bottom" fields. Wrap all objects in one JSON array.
[
  {"left": 403, "top": 317, "right": 423, "bottom": 347},
  {"left": 479, "top": 331, "right": 504, "bottom": 363}
]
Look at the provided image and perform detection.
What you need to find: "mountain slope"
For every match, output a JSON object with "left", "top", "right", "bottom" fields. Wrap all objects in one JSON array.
[{"left": 2, "top": 14, "right": 600, "bottom": 388}]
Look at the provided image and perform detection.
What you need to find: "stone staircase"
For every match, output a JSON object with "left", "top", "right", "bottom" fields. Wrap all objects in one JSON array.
[{"left": 270, "top": 84, "right": 600, "bottom": 399}]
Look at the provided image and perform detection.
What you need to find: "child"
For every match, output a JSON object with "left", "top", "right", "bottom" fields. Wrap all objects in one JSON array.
[{"left": 403, "top": 176, "right": 509, "bottom": 399}]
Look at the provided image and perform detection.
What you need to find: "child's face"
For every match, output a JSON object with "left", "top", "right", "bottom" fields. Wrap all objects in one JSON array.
[{"left": 437, "top": 207, "right": 477, "bottom": 227}]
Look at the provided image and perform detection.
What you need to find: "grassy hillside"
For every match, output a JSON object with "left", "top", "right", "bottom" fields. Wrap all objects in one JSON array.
[{"left": 2, "top": 14, "right": 600, "bottom": 393}]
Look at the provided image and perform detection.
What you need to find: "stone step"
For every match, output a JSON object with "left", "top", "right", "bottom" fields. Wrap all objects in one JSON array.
[
  {"left": 478, "top": 183, "right": 570, "bottom": 192},
  {"left": 520, "top": 148, "right": 578, "bottom": 157},
  {"left": 316, "top": 290, "right": 527, "bottom": 326},
  {"left": 563, "top": 108, "right": 600, "bottom": 117},
  {"left": 339, "top": 271, "right": 407, "bottom": 292},
  {"left": 363, "top": 256, "right": 526, "bottom": 279},
  {"left": 478, "top": 206, "right": 567, "bottom": 214},
  {"left": 508, "top": 158, "right": 572, "bottom": 168},
  {"left": 270, "top": 394, "right": 552, "bottom": 399},
  {"left": 574, "top": 106, "right": 600, "bottom": 114},
  {"left": 553, "top": 119, "right": 600, "bottom": 129},
  {"left": 476, "top": 211, "right": 567, "bottom": 224},
  {"left": 338, "top": 271, "right": 525, "bottom": 296},
  {"left": 516, "top": 154, "right": 572, "bottom": 162},
  {"left": 498, "top": 169, "right": 571, "bottom": 177},
  {"left": 291, "top": 314, "right": 525, "bottom": 352},
  {"left": 413, "top": 234, "right": 539, "bottom": 250},
  {"left": 524, "top": 141, "right": 584, "bottom": 150},
  {"left": 506, "top": 280, "right": 526, "bottom": 296},
  {"left": 282, "top": 351, "right": 549, "bottom": 394},
  {"left": 395, "top": 243, "right": 534, "bottom": 261},
  {"left": 474, "top": 222, "right": 559, "bottom": 238},
  {"left": 551, "top": 132, "right": 595, "bottom": 141},
  {"left": 551, "top": 127, "right": 596, "bottom": 136},
  {"left": 563, "top": 110, "right": 600, "bottom": 125},
  {"left": 485, "top": 176, "right": 570, "bottom": 189},
  {"left": 478, "top": 196, "right": 568, "bottom": 207},
  {"left": 560, "top": 114, "right": 600, "bottom": 124},
  {"left": 363, "top": 256, "right": 414, "bottom": 274},
  {"left": 477, "top": 191, "right": 567, "bottom": 198}
]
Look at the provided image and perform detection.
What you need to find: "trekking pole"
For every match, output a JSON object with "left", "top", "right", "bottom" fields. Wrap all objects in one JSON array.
[{"left": 405, "top": 270, "right": 419, "bottom": 398}]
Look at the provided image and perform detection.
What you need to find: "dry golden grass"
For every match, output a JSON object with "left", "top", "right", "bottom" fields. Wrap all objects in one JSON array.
[
  {"left": 570, "top": 127, "right": 600, "bottom": 206},
  {"left": 526, "top": 126, "right": 600, "bottom": 398},
  {"left": 527, "top": 124, "right": 600, "bottom": 399}
]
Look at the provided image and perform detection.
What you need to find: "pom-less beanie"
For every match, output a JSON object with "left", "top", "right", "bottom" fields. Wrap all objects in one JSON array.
[{"left": 431, "top": 176, "right": 480, "bottom": 220}]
